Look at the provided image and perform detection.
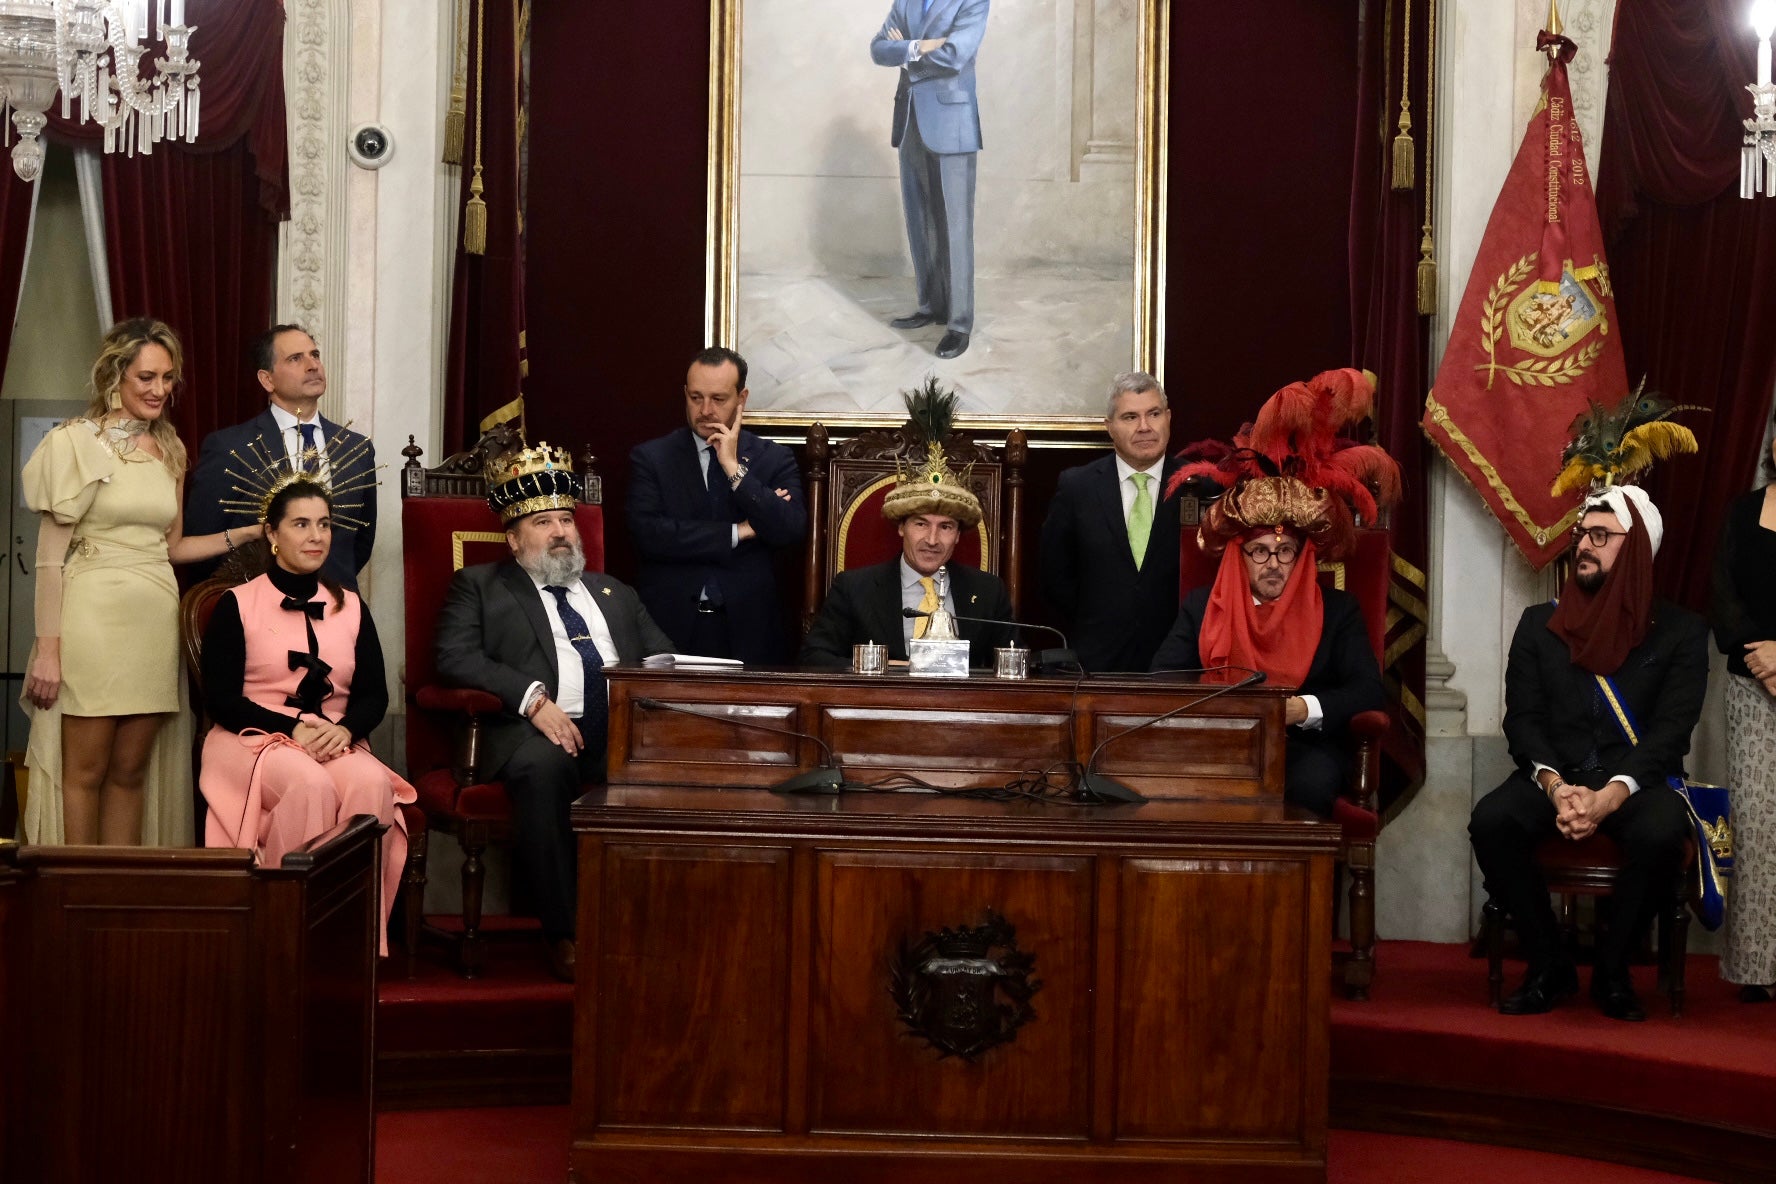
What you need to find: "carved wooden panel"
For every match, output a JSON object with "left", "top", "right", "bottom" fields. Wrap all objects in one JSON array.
[
  {"left": 1115, "top": 857, "right": 1324, "bottom": 1143},
  {"left": 626, "top": 699, "right": 801, "bottom": 769},
  {"left": 592, "top": 842, "right": 793, "bottom": 1130},
  {"left": 808, "top": 850, "right": 1094, "bottom": 1136},
  {"left": 1090, "top": 713, "right": 1269, "bottom": 796},
  {"left": 822, "top": 705, "right": 1071, "bottom": 778}
]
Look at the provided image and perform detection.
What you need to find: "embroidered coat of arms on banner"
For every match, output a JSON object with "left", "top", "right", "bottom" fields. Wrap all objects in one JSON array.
[{"left": 1421, "top": 29, "right": 1628, "bottom": 570}]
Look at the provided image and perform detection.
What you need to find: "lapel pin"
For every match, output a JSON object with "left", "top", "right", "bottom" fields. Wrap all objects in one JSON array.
[
  {"left": 600, "top": 587, "right": 612, "bottom": 596},
  {"left": 970, "top": 594, "right": 978, "bottom": 604}
]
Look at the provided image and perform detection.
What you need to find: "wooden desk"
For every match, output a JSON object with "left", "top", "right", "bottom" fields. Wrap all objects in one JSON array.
[
  {"left": 605, "top": 664, "right": 1289, "bottom": 799},
  {"left": 571, "top": 786, "right": 1336, "bottom": 1180}
]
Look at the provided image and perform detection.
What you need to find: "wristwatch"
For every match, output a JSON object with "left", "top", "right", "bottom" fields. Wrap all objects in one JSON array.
[{"left": 728, "top": 462, "right": 748, "bottom": 489}]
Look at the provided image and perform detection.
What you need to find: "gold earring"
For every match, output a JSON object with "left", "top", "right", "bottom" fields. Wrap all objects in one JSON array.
[
  {"left": 270, "top": 542, "right": 279, "bottom": 555},
  {"left": 107, "top": 389, "right": 122, "bottom": 410}
]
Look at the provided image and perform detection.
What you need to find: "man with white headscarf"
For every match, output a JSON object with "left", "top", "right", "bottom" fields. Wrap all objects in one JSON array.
[{"left": 1470, "top": 485, "right": 1708, "bottom": 1022}]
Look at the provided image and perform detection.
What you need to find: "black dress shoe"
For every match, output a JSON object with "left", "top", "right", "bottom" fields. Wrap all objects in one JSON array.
[
  {"left": 935, "top": 330, "right": 970, "bottom": 359},
  {"left": 1591, "top": 972, "right": 1645, "bottom": 1022},
  {"left": 546, "top": 938, "right": 576, "bottom": 984},
  {"left": 1499, "top": 962, "right": 1578, "bottom": 1015},
  {"left": 890, "top": 312, "right": 939, "bottom": 329}
]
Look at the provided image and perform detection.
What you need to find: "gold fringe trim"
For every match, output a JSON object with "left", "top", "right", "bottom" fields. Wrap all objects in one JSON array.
[{"left": 1424, "top": 391, "right": 1583, "bottom": 556}]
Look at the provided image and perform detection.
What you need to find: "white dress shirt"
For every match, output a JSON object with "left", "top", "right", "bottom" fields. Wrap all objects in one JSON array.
[
  {"left": 268, "top": 402, "right": 328, "bottom": 477},
  {"left": 1113, "top": 453, "right": 1165, "bottom": 524},
  {"left": 518, "top": 573, "right": 617, "bottom": 720}
]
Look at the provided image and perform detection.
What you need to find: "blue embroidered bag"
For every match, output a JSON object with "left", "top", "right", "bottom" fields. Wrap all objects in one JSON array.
[{"left": 1595, "top": 674, "right": 1734, "bottom": 930}]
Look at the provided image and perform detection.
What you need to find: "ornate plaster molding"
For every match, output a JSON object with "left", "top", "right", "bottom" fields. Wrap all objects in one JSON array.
[
  {"left": 1563, "top": 0, "right": 1616, "bottom": 173},
  {"left": 278, "top": 0, "right": 351, "bottom": 397}
]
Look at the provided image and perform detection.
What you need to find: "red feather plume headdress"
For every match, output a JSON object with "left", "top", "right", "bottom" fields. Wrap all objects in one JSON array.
[{"left": 1164, "top": 368, "right": 1403, "bottom": 561}]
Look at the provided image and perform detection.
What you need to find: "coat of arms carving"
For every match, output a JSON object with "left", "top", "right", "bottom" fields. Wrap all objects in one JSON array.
[{"left": 890, "top": 910, "right": 1041, "bottom": 1061}]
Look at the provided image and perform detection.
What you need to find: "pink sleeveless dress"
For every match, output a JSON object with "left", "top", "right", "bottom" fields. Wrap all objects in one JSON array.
[{"left": 199, "top": 574, "right": 415, "bottom": 954}]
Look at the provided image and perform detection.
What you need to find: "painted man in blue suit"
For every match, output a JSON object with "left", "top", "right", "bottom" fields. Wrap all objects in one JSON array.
[
  {"left": 186, "top": 324, "right": 376, "bottom": 590},
  {"left": 870, "top": 0, "right": 990, "bottom": 360},
  {"left": 626, "top": 348, "right": 807, "bottom": 664}
]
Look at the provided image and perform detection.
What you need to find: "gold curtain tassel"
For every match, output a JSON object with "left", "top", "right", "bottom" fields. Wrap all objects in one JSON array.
[
  {"left": 443, "top": 107, "right": 465, "bottom": 165},
  {"left": 1392, "top": 119, "right": 1416, "bottom": 190},
  {"left": 1416, "top": 250, "right": 1438, "bottom": 316},
  {"left": 464, "top": 170, "right": 488, "bottom": 255}
]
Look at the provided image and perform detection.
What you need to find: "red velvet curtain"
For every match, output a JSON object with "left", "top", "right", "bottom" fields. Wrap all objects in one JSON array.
[
  {"left": 43, "top": 0, "right": 287, "bottom": 450},
  {"left": 1599, "top": 0, "right": 1776, "bottom": 610},
  {"left": 1349, "top": 0, "right": 1431, "bottom": 807},
  {"left": 443, "top": 0, "right": 526, "bottom": 451},
  {"left": 0, "top": 166, "right": 34, "bottom": 386}
]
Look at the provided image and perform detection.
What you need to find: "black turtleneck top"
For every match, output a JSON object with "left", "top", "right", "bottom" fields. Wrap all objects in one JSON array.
[{"left": 201, "top": 563, "right": 389, "bottom": 744}]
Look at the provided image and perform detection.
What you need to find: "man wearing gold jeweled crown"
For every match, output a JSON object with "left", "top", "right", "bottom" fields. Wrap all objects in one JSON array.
[
  {"left": 186, "top": 324, "right": 377, "bottom": 590},
  {"left": 800, "top": 388, "right": 1013, "bottom": 668},
  {"left": 1151, "top": 370, "right": 1397, "bottom": 818},
  {"left": 435, "top": 439, "right": 674, "bottom": 982}
]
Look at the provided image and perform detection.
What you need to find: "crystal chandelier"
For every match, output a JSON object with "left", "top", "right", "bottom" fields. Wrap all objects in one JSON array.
[
  {"left": 0, "top": 0, "right": 200, "bottom": 183},
  {"left": 1745, "top": 1, "right": 1776, "bottom": 198}
]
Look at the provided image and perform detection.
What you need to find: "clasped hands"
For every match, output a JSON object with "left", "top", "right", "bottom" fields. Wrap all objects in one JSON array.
[
  {"left": 293, "top": 718, "right": 353, "bottom": 762},
  {"left": 1543, "top": 772, "right": 1628, "bottom": 841}
]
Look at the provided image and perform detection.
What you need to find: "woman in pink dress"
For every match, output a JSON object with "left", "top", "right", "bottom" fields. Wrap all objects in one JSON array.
[{"left": 199, "top": 476, "right": 414, "bottom": 953}]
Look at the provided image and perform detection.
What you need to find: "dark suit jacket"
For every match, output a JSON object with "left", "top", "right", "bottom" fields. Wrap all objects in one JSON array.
[
  {"left": 186, "top": 408, "right": 377, "bottom": 590},
  {"left": 800, "top": 559, "right": 1013, "bottom": 669},
  {"left": 1039, "top": 453, "right": 1182, "bottom": 672},
  {"left": 1504, "top": 600, "right": 1709, "bottom": 789},
  {"left": 434, "top": 560, "right": 676, "bottom": 778},
  {"left": 1151, "top": 585, "right": 1384, "bottom": 736},
  {"left": 627, "top": 426, "right": 807, "bottom": 664}
]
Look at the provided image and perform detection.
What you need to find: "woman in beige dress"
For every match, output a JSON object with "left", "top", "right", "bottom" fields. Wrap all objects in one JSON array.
[{"left": 19, "top": 318, "right": 255, "bottom": 846}]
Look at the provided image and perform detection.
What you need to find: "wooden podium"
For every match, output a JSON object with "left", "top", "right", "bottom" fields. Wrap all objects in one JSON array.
[{"left": 571, "top": 668, "right": 1337, "bottom": 1183}]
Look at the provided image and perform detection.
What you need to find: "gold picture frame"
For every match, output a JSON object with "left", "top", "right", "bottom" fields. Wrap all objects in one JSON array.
[{"left": 705, "top": 0, "right": 1170, "bottom": 431}]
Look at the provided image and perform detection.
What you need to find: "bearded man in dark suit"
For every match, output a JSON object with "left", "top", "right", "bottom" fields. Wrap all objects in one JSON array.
[
  {"left": 1040, "top": 371, "right": 1181, "bottom": 672},
  {"left": 1470, "top": 486, "right": 1704, "bottom": 1022},
  {"left": 436, "top": 444, "right": 673, "bottom": 981}
]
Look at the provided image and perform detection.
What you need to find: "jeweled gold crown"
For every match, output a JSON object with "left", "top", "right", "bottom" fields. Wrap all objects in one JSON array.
[
  {"left": 484, "top": 439, "right": 582, "bottom": 524},
  {"left": 882, "top": 441, "right": 983, "bottom": 529}
]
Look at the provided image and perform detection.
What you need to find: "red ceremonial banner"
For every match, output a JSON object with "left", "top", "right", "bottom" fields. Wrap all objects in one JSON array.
[{"left": 1421, "top": 31, "right": 1629, "bottom": 570}]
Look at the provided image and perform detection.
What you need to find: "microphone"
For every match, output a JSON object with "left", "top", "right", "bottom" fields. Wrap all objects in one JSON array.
[
  {"left": 1076, "top": 668, "right": 1269, "bottom": 804},
  {"left": 900, "top": 608, "right": 1079, "bottom": 669},
  {"left": 633, "top": 696, "right": 847, "bottom": 794}
]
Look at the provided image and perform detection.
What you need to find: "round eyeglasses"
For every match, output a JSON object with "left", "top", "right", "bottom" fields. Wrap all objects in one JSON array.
[{"left": 1241, "top": 543, "right": 1300, "bottom": 566}]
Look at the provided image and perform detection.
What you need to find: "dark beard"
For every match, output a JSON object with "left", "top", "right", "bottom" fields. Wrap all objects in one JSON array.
[{"left": 1574, "top": 566, "right": 1605, "bottom": 594}]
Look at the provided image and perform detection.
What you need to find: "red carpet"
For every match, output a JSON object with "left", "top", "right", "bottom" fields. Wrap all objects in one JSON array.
[
  {"left": 1333, "top": 941, "right": 1776, "bottom": 1134},
  {"left": 374, "top": 1108, "right": 1709, "bottom": 1183}
]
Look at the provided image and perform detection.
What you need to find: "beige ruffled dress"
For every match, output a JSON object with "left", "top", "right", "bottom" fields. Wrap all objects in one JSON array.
[{"left": 17, "top": 420, "right": 193, "bottom": 845}]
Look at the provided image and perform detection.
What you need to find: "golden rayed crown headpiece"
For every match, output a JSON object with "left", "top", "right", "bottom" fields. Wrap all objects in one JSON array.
[
  {"left": 881, "top": 380, "right": 982, "bottom": 529},
  {"left": 484, "top": 439, "right": 583, "bottom": 524},
  {"left": 222, "top": 429, "right": 377, "bottom": 529}
]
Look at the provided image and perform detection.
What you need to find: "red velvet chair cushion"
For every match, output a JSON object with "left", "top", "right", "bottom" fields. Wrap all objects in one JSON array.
[{"left": 413, "top": 768, "right": 513, "bottom": 825}]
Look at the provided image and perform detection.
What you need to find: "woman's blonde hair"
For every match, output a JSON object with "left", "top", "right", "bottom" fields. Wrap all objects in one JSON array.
[{"left": 83, "top": 317, "right": 189, "bottom": 478}]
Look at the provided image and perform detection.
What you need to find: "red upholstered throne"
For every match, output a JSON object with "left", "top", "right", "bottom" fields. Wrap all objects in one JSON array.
[
  {"left": 801, "top": 422, "right": 1026, "bottom": 624},
  {"left": 400, "top": 435, "right": 604, "bottom": 976},
  {"left": 1178, "top": 512, "right": 1390, "bottom": 1001}
]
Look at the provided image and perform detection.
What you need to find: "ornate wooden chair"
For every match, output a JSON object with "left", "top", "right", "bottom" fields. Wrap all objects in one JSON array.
[
  {"left": 801, "top": 421, "right": 1027, "bottom": 626},
  {"left": 1177, "top": 512, "right": 1390, "bottom": 1000},
  {"left": 1479, "top": 834, "right": 1698, "bottom": 1016},
  {"left": 178, "top": 545, "right": 429, "bottom": 976},
  {"left": 399, "top": 435, "right": 604, "bottom": 976}
]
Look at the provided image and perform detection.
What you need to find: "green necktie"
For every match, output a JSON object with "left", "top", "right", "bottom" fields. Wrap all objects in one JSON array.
[{"left": 1127, "top": 472, "right": 1153, "bottom": 570}]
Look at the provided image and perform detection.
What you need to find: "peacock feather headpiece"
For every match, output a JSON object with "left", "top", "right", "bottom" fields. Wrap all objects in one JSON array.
[
  {"left": 1550, "top": 379, "right": 1701, "bottom": 497},
  {"left": 882, "top": 378, "right": 983, "bottom": 529}
]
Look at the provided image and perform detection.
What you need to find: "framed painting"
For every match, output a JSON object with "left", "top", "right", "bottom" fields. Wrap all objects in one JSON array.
[{"left": 705, "top": 0, "right": 1170, "bottom": 430}]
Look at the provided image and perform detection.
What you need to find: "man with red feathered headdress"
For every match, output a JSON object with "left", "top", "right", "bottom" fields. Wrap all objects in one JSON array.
[{"left": 1151, "top": 369, "right": 1400, "bottom": 818}]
